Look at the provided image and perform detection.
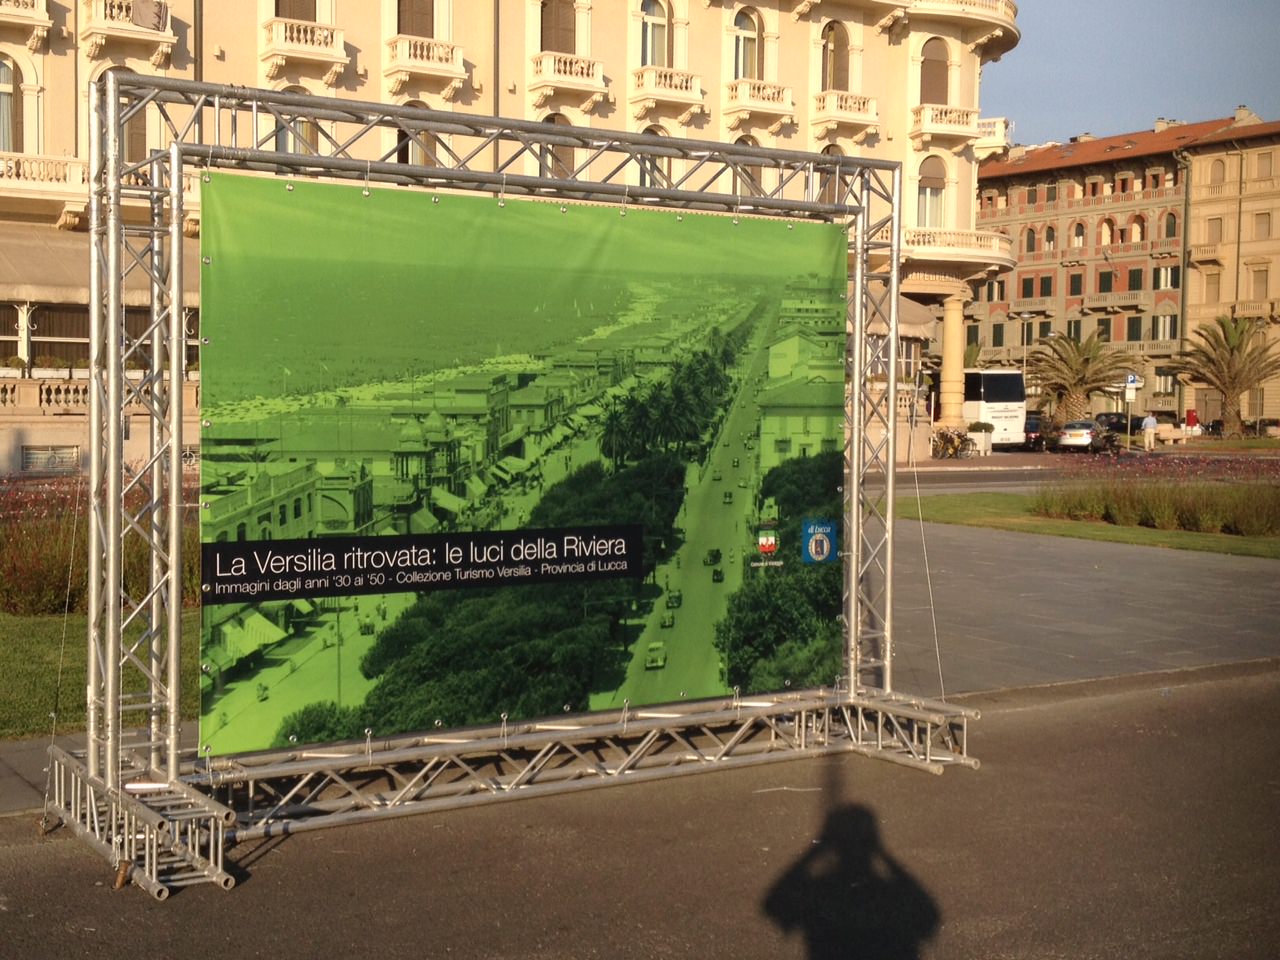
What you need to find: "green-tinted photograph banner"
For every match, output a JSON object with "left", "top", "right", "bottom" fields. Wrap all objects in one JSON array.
[{"left": 199, "top": 172, "right": 849, "bottom": 755}]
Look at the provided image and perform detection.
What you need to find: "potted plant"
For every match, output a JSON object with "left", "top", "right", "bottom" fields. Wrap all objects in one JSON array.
[{"left": 966, "top": 421, "right": 995, "bottom": 456}]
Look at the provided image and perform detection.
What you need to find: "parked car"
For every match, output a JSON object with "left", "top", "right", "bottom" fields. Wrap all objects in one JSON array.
[
  {"left": 1094, "top": 412, "right": 1144, "bottom": 437},
  {"left": 712, "top": 567, "right": 725, "bottom": 583},
  {"left": 722, "top": 490, "right": 734, "bottom": 504},
  {"left": 1023, "top": 413, "right": 1046, "bottom": 452},
  {"left": 665, "top": 589, "right": 683, "bottom": 609},
  {"left": 644, "top": 641, "right": 667, "bottom": 669},
  {"left": 1055, "top": 419, "right": 1120, "bottom": 454},
  {"left": 703, "top": 548, "right": 722, "bottom": 566},
  {"left": 659, "top": 612, "right": 675, "bottom": 629}
]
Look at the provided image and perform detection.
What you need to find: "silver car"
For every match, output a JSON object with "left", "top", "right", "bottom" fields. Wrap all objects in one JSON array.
[{"left": 1056, "top": 419, "right": 1113, "bottom": 453}]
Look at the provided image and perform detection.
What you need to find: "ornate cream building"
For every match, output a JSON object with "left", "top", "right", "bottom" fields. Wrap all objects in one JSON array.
[{"left": 0, "top": 0, "right": 1020, "bottom": 473}]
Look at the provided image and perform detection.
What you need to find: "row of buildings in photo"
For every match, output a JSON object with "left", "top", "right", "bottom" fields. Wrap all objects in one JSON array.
[{"left": 0, "top": 2, "right": 1276, "bottom": 476}]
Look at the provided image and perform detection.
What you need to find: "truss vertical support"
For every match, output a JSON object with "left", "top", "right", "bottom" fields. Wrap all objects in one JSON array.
[
  {"left": 166, "top": 141, "right": 186, "bottom": 782},
  {"left": 849, "top": 165, "right": 901, "bottom": 694}
]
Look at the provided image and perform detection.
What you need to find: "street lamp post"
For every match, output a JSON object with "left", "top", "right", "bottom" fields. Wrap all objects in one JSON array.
[{"left": 1017, "top": 312, "right": 1034, "bottom": 377}]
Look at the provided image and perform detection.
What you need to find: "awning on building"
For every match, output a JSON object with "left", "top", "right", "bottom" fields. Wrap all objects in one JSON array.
[
  {"left": 218, "top": 610, "right": 288, "bottom": 662},
  {"left": 866, "top": 282, "right": 938, "bottom": 339},
  {"left": 0, "top": 220, "right": 201, "bottom": 307},
  {"left": 430, "top": 486, "right": 467, "bottom": 516},
  {"left": 465, "top": 474, "right": 488, "bottom": 501}
]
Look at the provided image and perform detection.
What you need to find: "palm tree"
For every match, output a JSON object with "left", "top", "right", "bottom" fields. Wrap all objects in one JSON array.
[
  {"left": 1167, "top": 315, "right": 1280, "bottom": 436},
  {"left": 1026, "top": 332, "right": 1133, "bottom": 427}
]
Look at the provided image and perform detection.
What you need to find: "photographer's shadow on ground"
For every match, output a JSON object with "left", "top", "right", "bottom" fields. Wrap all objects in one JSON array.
[{"left": 763, "top": 803, "right": 940, "bottom": 960}]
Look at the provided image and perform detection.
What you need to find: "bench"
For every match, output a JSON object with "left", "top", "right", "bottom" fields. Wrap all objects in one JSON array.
[{"left": 1155, "top": 424, "right": 1187, "bottom": 445}]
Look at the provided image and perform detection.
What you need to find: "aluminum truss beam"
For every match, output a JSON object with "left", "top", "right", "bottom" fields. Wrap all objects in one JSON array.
[{"left": 45, "top": 73, "right": 972, "bottom": 898}]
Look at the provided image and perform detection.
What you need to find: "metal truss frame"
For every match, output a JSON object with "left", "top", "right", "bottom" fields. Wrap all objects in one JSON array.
[{"left": 46, "top": 73, "right": 977, "bottom": 898}]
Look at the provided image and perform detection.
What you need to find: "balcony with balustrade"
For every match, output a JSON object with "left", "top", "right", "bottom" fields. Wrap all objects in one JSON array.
[
  {"left": 811, "top": 90, "right": 877, "bottom": 142},
  {"left": 1082, "top": 290, "right": 1154, "bottom": 313},
  {"left": 909, "top": 104, "right": 980, "bottom": 151},
  {"left": 869, "top": 0, "right": 1020, "bottom": 58},
  {"left": 261, "top": 16, "right": 347, "bottom": 87},
  {"left": 724, "top": 78, "right": 794, "bottom": 134},
  {"left": 79, "top": 0, "right": 176, "bottom": 66},
  {"left": 385, "top": 35, "right": 466, "bottom": 99},
  {"left": 629, "top": 66, "right": 705, "bottom": 125},
  {"left": 528, "top": 52, "right": 608, "bottom": 114},
  {"left": 883, "top": 225, "right": 1016, "bottom": 273},
  {"left": 0, "top": 153, "right": 89, "bottom": 221},
  {"left": 974, "top": 117, "right": 1011, "bottom": 160},
  {"left": 0, "top": 0, "right": 51, "bottom": 51}
]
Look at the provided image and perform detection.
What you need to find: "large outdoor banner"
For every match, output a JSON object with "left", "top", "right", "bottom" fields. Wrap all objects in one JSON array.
[{"left": 199, "top": 172, "right": 849, "bottom": 755}]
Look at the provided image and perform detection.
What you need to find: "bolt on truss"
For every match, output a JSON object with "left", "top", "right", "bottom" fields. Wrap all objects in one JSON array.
[{"left": 46, "top": 73, "right": 977, "bottom": 898}]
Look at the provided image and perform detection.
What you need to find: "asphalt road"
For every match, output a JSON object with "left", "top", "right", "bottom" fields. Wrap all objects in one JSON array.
[{"left": 2, "top": 661, "right": 1276, "bottom": 960}]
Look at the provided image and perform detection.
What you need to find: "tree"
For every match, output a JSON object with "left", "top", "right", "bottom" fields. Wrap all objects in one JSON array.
[
  {"left": 1026, "top": 332, "right": 1132, "bottom": 426},
  {"left": 1167, "top": 315, "right": 1280, "bottom": 436}
]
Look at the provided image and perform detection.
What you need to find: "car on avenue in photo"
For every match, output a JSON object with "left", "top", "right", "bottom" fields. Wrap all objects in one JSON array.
[
  {"left": 704, "top": 548, "right": 722, "bottom": 566},
  {"left": 1054, "top": 419, "right": 1121, "bottom": 454},
  {"left": 723, "top": 491, "right": 733, "bottom": 504},
  {"left": 712, "top": 567, "right": 725, "bottom": 583},
  {"left": 644, "top": 641, "right": 667, "bottom": 670},
  {"left": 665, "top": 589, "right": 683, "bottom": 609},
  {"left": 660, "top": 612, "right": 675, "bottom": 629},
  {"left": 712, "top": 470, "right": 723, "bottom": 481}
]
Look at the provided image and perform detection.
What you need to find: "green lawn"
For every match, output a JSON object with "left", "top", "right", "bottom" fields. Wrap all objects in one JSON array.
[
  {"left": 896, "top": 492, "right": 1280, "bottom": 560},
  {"left": 0, "top": 610, "right": 200, "bottom": 740}
]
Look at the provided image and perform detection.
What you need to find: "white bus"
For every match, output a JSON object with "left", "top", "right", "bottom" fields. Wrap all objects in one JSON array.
[{"left": 963, "top": 369, "right": 1026, "bottom": 447}]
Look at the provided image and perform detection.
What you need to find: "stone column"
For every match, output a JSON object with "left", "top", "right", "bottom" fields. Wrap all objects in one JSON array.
[{"left": 938, "top": 294, "right": 966, "bottom": 427}]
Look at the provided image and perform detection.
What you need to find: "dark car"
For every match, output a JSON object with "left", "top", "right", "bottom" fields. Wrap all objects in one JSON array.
[
  {"left": 1094, "top": 412, "right": 1143, "bottom": 437},
  {"left": 703, "top": 548, "right": 722, "bottom": 566},
  {"left": 1023, "top": 413, "right": 1046, "bottom": 452},
  {"left": 712, "top": 567, "right": 725, "bottom": 583}
]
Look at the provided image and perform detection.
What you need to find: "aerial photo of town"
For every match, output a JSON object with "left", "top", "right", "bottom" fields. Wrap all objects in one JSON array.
[{"left": 197, "top": 174, "right": 851, "bottom": 755}]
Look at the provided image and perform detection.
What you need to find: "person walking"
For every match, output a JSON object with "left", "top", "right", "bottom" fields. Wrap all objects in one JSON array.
[{"left": 1141, "top": 412, "right": 1159, "bottom": 453}]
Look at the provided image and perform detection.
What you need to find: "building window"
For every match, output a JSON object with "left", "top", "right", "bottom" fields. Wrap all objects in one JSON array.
[
  {"left": 541, "top": 0, "right": 575, "bottom": 53},
  {"left": 1071, "top": 222, "right": 1085, "bottom": 248},
  {"left": 1164, "top": 212, "right": 1178, "bottom": 239},
  {"left": 916, "top": 155, "right": 946, "bottom": 228},
  {"left": 277, "top": 0, "right": 316, "bottom": 18},
  {"left": 1116, "top": 175, "right": 1132, "bottom": 194},
  {"left": 731, "top": 134, "right": 762, "bottom": 195},
  {"left": 639, "top": 124, "right": 670, "bottom": 188},
  {"left": 293, "top": 497, "right": 303, "bottom": 519},
  {"left": 774, "top": 438, "right": 792, "bottom": 454},
  {"left": 1085, "top": 179, "right": 1103, "bottom": 198},
  {"left": 1131, "top": 215, "right": 1145, "bottom": 242},
  {"left": 540, "top": 113, "right": 574, "bottom": 178},
  {"left": 1099, "top": 218, "right": 1115, "bottom": 246},
  {"left": 1207, "top": 217, "right": 1223, "bottom": 244},
  {"left": 1128, "top": 268, "right": 1144, "bottom": 291},
  {"left": 920, "top": 37, "right": 948, "bottom": 104},
  {"left": 0, "top": 57, "right": 23, "bottom": 153},
  {"left": 1045, "top": 183, "right": 1058, "bottom": 202},
  {"left": 1020, "top": 276, "right": 1034, "bottom": 299},
  {"left": 1024, "top": 227, "right": 1036, "bottom": 253},
  {"left": 1044, "top": 226, "right": 1056, "bottom": 251},
  {"left": 991, "top": 322, "right": 1004, "bottom": 347},
  {"left": 1127, "top": 315, "right": 1143, "bottom": 341},
  {"left": 820, "top": 21, "right": 849, "bottom": 91},
  {"left": 1209, "top": 158, "right": 1226, "bottom": 185},
  {"left": 1098, "top": 270, "right": 1113, "bottom": 294},
  {"left": 398, "top": 0, "right": 434, "bottom": 36},
  {"left": 1096, "top": 318, "right": 1110, "bottom": 342},
  {"left": 1152, "top": 315, "right": 1178, "bottom": 340},
  {"left": 1204, "top": 272, "right": 1221, "bottom": 303},
  {"left": 1039, "top": 275, "right": 1053, "bottom": 297},
  {"left": 817, "top": 143, "right": 842, "bottom": 205},
  {"left": 1026, "top": 186, "right": 1038, "bottom": 205},
  {"left": 640, "top": 0, "right": 670, "bottom": 68},
  {"left": 1153, "top": 367, "right": 1175, "bottom": 394},
  {"left": 1259, "top": 152, "right": 1273, "bottom": 179},
  {"left": 279, "top": 504, "right": 288, "bottom": 526},
  {"left": 984, "top": 278, "right": 1005, "bottom": 302},
  {"left": 965, "top": 324, "right": 979, "bottom": 346},
  {"left": 1153, "top": 265, "right": 1180, "bottom": 290},
  {"left": 1252, "top": 267, "right": 1270, "bottom": 301},
  {"left": 1039, "top": 320, "right": 1052, "bottom": 339},
  {"left": 732, "top": 9, "right": 762, "bottom": 80},
  {"left": 1068, "top": 273, "right": 1083, "bottom": 296},
  {"left": 396, "top": 101, "right": 430, "bottom": 165},
  {"left": 1256, "top": 211, "right": 1272, "bottom": 240},
  {"left": 275, "top": 86, "right": 318, "bottom": 155},
  {"left": 1066, "top": 318, "right": 1082, "bottom": 340}
]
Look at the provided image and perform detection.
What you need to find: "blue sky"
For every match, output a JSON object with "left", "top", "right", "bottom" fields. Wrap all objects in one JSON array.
[{"left": 980, "top": 0, "right": 1280, "bottom": 146}]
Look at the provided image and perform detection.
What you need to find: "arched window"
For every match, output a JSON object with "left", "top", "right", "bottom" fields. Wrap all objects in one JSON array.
[
  {"left": 640, "top": 0, "right": 670, "bottom": 68},
  {"left": 1099, "top": 218, "right": 1115, "bottom": 246},
  {"left": 917, "top": 155, "right": 946, "bottom": 228},
  {"left": 1024, "top": 227, "right": 1036, "bottom": 253},
  {"left": 396, "top": 101, "right": 430, "bottom": 166},
  {"left": 1071, "top": 221, "right": 1085, "bottom": 248},
  {"left": 1164, "top": 212, "right": 1178, "bottom": 239},
  {"left": 0, "top": 56, "right": 23, "bottom": 153},
  {"left": 542, "top": 0, "right": 575, "bottom": 53},
  {"left": 821, "top": 21, "right": 849, "bottom": 92},
  {"left": 818, "top": 143, "right": 843, "bottom": 206},
  {"left": 638, "top": 124, "right": 670, "bottom": 188},
  {"left": 275, "top": 85, "right": 318, "bottom": 155},
  {"left": 732, "top": 9, "right": 761, "bottom": 80},
  {"left": 1131, "top": 215, "right": 1145, "bottom": 243},
  {"left": 541, "top": 112, "right": 574, "bottom": 179},
  {"left": 1209, "top": 158, "right": 1226, "bottom": 185},
  {"left": 732, "top": 134, "right": 762, "bottom": 196},
  {"left": 398, "top": 0, "right": 435, "bottom": 37},
  {"left": 920, "top": 38, "right": 948, "bottom": 104},
  {"left": 1044, "top": 226, "right": 1056, "bottom": 251}
]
